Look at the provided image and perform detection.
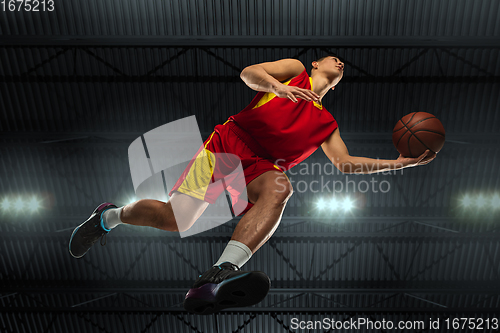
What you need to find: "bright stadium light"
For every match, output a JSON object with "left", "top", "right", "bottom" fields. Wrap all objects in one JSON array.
[
  {"left": 343, "top": 197, "right": 354, "bottom": 211},
  {"left": 1, "top": 198, "right": 10, "bottom": 210},
  {"left": 491, "top": 194, "right": 500, "bottom": 209},
  {"left": 28, "top": 197, "right": 40, "bottom": 212},
  {"left": 316, "top": 198, "right": 326, "bottom": 210},
  {"left": 128, "top": 196, "right": 138, "bottom": 205},
  {"left": 476, "top": 195, "right": 487, "bottom": 208},
  {"left": 462, "top": 195, "right": 472, "bottom": 208},
  {"left": 460, "top": 193, "right": 500, "bottom": 211},
  {"left": 329, "top": 197, "right": 339, "bottom": 210},
  {"left": 14, "top": 198, "right": 23, "bottom": 211}
]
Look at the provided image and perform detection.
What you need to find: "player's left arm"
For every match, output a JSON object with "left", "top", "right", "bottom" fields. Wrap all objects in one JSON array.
[
  {"left": 240, "top": 58, "right": 320, "bottom": 103},
  {"left": 321, "top": 129, "right": 436, "bottom": 174}
]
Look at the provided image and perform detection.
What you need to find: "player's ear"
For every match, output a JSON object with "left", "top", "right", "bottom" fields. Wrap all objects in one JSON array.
[
  {"left": 311, "top": 61, "right": 319, "bottom": 70},
  {"left": 331, "top": 86, "right": 336, "bottom": 91}
]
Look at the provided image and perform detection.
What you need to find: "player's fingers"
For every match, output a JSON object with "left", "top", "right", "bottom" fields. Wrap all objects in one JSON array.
[
  {"left": 293, "top": 87, "right": 319, "bottom": 100},
  {"left": 422, "top": 152, "right": 437, "bottom": 164},
  {"left": 417, "top": 150, "right": 430, "bottom": 163},
  {"left": 420, "top": 151, "right": 436, "bottom": 165},
  {"left": 300, "top": 88, "right": 320, "bottom": 100},
  {"left": 287, "top": 93, "right": 298, "bottom": 103},
  {"left": 294, "top": 91, "right": 313, "bottom": 101},
  {"left": 289, "top": 90, "right": 309, "bottom": 101},
  {"left": 300, "top": 89, "right": 319, "bottom": 101}
]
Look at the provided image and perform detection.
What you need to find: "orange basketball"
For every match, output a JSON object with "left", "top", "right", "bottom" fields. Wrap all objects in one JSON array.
[{"left": 392, "top": 112, "right": 445, "bottom": 158}]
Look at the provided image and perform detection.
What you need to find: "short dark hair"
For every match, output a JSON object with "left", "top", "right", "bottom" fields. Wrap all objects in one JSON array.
[{"left": 314, "top": 54, "right": 344, "bottom": 63}]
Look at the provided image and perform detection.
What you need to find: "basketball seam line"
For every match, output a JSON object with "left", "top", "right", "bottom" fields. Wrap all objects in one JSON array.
[
  {"left": 407, "top": 131, "right": 413, "bottom": 157},
  {"left": 405, "top": 129, "right": 432, "bottom": 156},
  {"left": 400, "top": 117, "right": 435, "bottom": 155},
  {"left": 406, "top": 116, "right": 437, "bottom": 131},
  {"left": 395, "top": 112, "right": 419, "bottom": 148},
  {"left": 393, "top": 123, "right": 407, "bottom": 133},
  {"left": 411, "top": 129, "right": 445, "bottom": 136},
  {"left": 404, "top": 112, "right": 419, "bottom": 126},
  {"left": 395, "top": 121, "right": 409, "bottom": 148}
]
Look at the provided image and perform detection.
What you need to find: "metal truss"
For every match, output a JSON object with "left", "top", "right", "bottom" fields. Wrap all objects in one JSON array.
[
  {"left": 2, "top": 221, "right": 499, "bottom": 308},
  {"left": 1, "top": 36, "right": 500, "bottom": 48},
  {"left": 2, "top": 311, "right": 498, "bottom": 333},
  {"left": 2, "top": 34, "right": 500, "bottom": 333},
  {"left": 1, "top": 131, "right": 499, "bottom": 148},
  {"left": 3, "top": 307, "right": 499, "bottom": 314},
  {"left": 0, "top": 42, "right": 499, "bottom": 84},
  {"left": 4, "top": 281, "right": 500, "bottom": 295},
  {"left": 2, "top": 220, "right": 499, "bottom": 240},
  {"left": 2, "top": 224, "right": 499, "bottom": 332},
  {"left": 2, "top": 75, "right": 498, "bottom": 83}
]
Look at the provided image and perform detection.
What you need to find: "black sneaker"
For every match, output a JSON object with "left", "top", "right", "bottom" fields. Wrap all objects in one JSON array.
[
  {"left": 69, "top": 203, "right": 117, "bottom": 258},
  {"left": 183, "top": 262, "right": 270, "bottom": 315}
]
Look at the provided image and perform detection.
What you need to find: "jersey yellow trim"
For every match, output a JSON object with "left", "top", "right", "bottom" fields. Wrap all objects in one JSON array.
[
  {"left": 273, "top": 164, "right": 290, "bottom": 182},
  {"left": 252, "top": 77, "right": 293, "bottom": 109},
  {"left": 179, "top": 122, "right": 228, "bottom": 200},
  {"left": 205, "top": 120, "right": 230, "bottom": 148},
  {"left": 177, "top": 148, "right": 216, "bottom": 201},
  {"left": 309, "top": 77, "right": 323, "bottom": 110},
  {"left": 205, "top": 132, "right": 216, "bottom": 148}
]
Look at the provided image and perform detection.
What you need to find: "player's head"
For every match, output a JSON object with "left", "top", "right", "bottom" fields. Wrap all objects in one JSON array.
[{"left": 311, "top": 54, "right": 344, "bottom": 85}]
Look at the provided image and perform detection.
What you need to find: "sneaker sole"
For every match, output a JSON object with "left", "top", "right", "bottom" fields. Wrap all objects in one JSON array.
[
  {"left": 183, "top": 271, "right": 270, "bottom": 315},
  {"left": 68, "top": 225, "right": 84, "bottom": 258}
]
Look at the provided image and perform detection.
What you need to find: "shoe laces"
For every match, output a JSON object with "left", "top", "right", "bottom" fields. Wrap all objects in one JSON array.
[
  {"left": 194, "top": 262, "right": 240, "bottom": 288},
  {"left": 213, "top": 263, "right": 240, "bottom": 278},
  {"left": 81, "top": 220, "right": 107, "bottom": 247},
  {"left": 219, "top": 262, "right": 239, "bottom": 271}
]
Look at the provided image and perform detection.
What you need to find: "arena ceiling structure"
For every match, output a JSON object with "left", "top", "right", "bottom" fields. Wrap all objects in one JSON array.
[{"left": 1, "top": 0, "right": 499, "bottom": 332}]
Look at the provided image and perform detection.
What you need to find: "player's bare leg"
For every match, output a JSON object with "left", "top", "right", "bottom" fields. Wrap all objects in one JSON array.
[
  {"left": 120, "top": 193, "right": 209, "bottom": 232},
  {"left": 210, "top": 170, "right": 292, "bottom": 268},
  {"left": 69, "top": 192, "right": 208, "bottom": 258},
  {"left": 231, "top": 170, "right": 293, "bottom": 252},
  {"left": 184, "top": 170, "right": 292, "bottom": 315}
]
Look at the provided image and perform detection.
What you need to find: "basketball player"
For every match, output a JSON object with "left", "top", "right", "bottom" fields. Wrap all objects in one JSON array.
[{"left": 69, "top": 56, "right": 436, "bottom": 314}]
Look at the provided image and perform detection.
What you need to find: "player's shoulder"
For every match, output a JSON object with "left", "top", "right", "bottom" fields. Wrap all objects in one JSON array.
[
  {"left": 275, "top": 58, "right": 305, "bottom": 67},
  {"left": 249, "top": 58, "right": 306, "bottom": 83},
  {"left": 274, "top": 58, "right": 306, "bottom": 74}
]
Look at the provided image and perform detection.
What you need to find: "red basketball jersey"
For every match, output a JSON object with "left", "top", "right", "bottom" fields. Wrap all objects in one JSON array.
[{"left": 229, "top": 69, "right": 338, "bottom": 170}]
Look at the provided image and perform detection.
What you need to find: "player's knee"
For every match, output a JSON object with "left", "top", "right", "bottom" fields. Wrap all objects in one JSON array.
[
  {"left": 268, "top": 177, "right": 293, "bottom": 205},
  {"left": 161, "top": 193, "right": 207, "bottom": 232},
  {"left": 167, "top": 204, "right": 200, "bottom": 232},
  {"left": 173, "top": 216, "right": 198, "bottom": 233},
  {"left": 279, "top": 182, "right": 294, "bottom": 203}
]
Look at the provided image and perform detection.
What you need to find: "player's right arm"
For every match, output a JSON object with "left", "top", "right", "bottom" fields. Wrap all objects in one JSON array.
[
  {"left": 322, "top": 129, "right": 436, "bottom": 174},
  {"left": 240, "top": 59, "right": 320, "bottom": 103}
]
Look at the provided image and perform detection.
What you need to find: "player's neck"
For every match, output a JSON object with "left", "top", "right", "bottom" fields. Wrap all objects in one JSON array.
[{"left": 311, "top": 74, "right": 334, "bottom": 102}]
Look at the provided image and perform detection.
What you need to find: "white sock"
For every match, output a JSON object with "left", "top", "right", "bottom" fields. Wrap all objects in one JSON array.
[
  {"left": 102, "top": 207, "right": 124, "bottom": 230},
  {"left": 214, "top": 240, "right": 252, "bottom": 268}
]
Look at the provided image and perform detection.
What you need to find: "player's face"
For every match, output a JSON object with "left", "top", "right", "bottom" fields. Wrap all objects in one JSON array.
[
  {"left": 316, "top": 56, "right": 344, "bottom": 83},
  {"left": 325, "top": 56, "right": 344, "bottom": 75}
]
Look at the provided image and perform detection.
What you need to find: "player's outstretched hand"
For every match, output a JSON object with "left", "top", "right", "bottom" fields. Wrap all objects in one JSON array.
[
  {"left": 396, "top": 149, "right": 437, "bottom": 168},
  {"left": 273, "top": 83, "right": 320, "bottom": 103}
]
